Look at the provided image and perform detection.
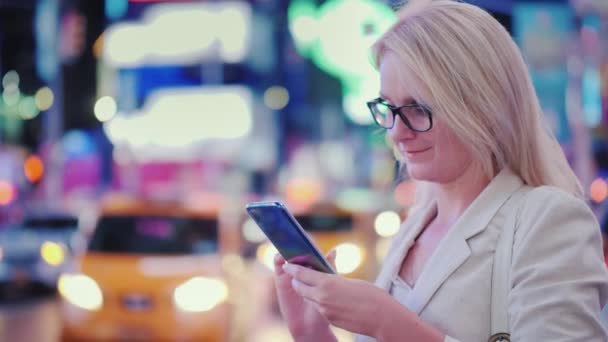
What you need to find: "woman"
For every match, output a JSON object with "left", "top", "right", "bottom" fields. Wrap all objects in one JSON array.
[{"left": 274, "top": 1, "right": 608, "bottom": 341}]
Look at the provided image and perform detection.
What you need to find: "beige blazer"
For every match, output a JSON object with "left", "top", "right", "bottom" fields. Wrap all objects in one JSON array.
[{"left": 356, "top": 169, "right": 608, "bottom": 342}]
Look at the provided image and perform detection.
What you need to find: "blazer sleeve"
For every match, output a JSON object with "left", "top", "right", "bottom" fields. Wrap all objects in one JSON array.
[{"left": 508, "top": 187, "right": 608, "bottom": 341}]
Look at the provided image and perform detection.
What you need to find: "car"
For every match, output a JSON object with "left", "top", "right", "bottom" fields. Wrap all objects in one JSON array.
[
  {"left": 0, "top": 213, "right": 80, "bottom": 296},
  {"left": 58, "top": 200, "right": 231, "bottom": 341}
]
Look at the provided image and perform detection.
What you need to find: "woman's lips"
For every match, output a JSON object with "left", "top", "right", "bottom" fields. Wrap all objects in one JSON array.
[
  {"left": 404, "top": 147, "right": 431, "bottom": 158},
  {"left": 405, "top": 147, "right": 431, "bottom": 154}
]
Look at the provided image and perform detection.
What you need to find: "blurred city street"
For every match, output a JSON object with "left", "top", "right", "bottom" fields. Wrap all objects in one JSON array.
[{"left": 0, "top": 0, "right": 606, "bottom": 340}]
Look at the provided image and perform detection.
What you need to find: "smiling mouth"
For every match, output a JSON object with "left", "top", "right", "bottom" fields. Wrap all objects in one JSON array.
[{"left": 405, "top": 147, "right": 431, "bottom": 154}]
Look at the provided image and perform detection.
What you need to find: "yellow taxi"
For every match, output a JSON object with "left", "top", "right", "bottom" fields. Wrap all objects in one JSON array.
[{"left": 58, "top": 199, "right": 231, "bottom": 341}]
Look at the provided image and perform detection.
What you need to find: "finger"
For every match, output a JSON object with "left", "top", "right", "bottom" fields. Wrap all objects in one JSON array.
[
  {"left": 326, "top": 249, "right": 337, "bottom": 269},
  {"left": 303, "top": 297, "right": 325, "bottom": 313},
  {"left": 291, "top": 277, "right": 321, "bottom": 303},
  {"left": 283, "top": 263, "right": 327, "bottom": 286},
  {"left": 274, "top": 253, "right": 286, "bottom": 275}
]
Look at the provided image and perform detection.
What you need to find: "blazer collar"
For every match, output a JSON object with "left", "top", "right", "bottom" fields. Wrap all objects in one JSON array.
[
  {"left": 376, "top": 168, "right": 524, "bottom": 314},
  {"left": 374, "top": 200, "right": 436, "bottom": 291}
]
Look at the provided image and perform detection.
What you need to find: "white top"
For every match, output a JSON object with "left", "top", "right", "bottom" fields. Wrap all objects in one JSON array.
[{"left": 355, "top": 169, "right": 608, "bottom": 342}]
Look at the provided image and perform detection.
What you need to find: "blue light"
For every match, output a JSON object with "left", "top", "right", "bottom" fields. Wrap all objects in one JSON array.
[
  {"left": 106, "top": 0, "right": 128, "bottom": 21},
  {"left": 583, "top": 66, "right": 602, "bottom": 127},
  {"left": 35, "top": 0, "right": 59, "bottom": 82},
  {"left": 62, "top": 130, "right": 95, "bottom": 159}
]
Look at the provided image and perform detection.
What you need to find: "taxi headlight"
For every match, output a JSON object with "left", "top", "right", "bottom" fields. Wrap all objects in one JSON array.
[
  {"left": 41, "top": 241, "right": 65, "bottom": 266},
  {"left": 58, "top": 274, "right": 103, "bottom": 311},
  {"left": 173, "top": 277, "right": 228, "bottom": 312},
  {"left": 335, "top": 243, "right": 363, "bottom": 274}
]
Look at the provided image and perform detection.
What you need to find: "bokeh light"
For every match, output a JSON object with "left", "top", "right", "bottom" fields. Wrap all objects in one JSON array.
[
  {"left": 62, "top": 130, "right": 95, "bottom": 159},
  {"left": 256, "top": 242, "right": 278, "bottom": 271},
  {"left": 2, "top": 70, "right": 19, "bottom": 88},
  {"left": 334, "top": 243, "right": 363, "bottom": 274},
  {"left": 94, "top": 96, "right": 117, "bottom": 122},
  {"left": 0, "top": 181, "right": 16, "bottom": 206},
  {"left": 264, "top": 86, "right": 289, "bottom": 110},
  {"left": 173, "top": 277, "right": 228, "bottom": 312},
  {"left": 40, "top": 241, "right": 65, "bottom": 266},
  {"left": 374, "top": 210, "right": 401, "bottom": 237},
  {"left": 590, "top": 178, "right": 608, "bottom": 203},
  {"left": 285, "top": 178, "right": 322, "bottom": 209},
  {"left": 288, "top": 0, "right": 318, "bottom": 57},
  {"left": 18, "top": 96, "right": 40, "bottom": 119},
  {"left": 24, "top": 155, "right": 44, "bottom": 183},
  {"left": 291, "top": 15, "right": 318, "bottom": 47},
  {"left": 35, "top": 87, "right": 54, "bottom": 111},
  {"left": 242, "top": 218, "right": 267, "bottom": 243},
  {"left": 58, "top": 274, "right": 103, "bottom": 311},
  {"left": 3, "top": 85, "right": 20, "bottom": 106}
]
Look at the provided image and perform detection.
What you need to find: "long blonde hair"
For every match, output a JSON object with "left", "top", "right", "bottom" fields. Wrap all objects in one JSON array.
[{"left": 372, "top": 0, "right": 583, "bottom": 200}]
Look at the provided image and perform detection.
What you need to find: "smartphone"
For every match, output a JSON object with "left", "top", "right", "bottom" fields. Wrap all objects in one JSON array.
[{"left": 245, "top": 201, "right": 335, "bottom": 274}]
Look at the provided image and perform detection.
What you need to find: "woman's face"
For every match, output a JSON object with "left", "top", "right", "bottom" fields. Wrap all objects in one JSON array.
[{"left": 379, "top": 52, "right": 474, "bottom": 184}]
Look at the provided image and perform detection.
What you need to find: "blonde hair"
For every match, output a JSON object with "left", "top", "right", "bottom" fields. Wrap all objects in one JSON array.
[{"left": 372, "top": 0, "right": 584, "bottom": 200}]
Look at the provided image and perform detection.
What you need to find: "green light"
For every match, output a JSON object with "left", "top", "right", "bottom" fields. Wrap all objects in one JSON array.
[
  {"left": 2, "top": 85, "right": 21, "bottom": 107},
  {"left": 288, "top": 0, "right": 318, "bottom": 58},
  {"left": 287, "top": 0, "right": 395, "bottom": 125},
  {"left": 2, "top": 70, "right": 19, "bottom": 89},
  {"left": 18, "top": 96, "right": 40, "bottom": 120},
  {"left": 311, "top": 0, "right": 395, "bottom": 78}
]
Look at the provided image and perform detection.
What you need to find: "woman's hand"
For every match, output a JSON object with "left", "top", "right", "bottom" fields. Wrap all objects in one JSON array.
[
  {"left": 279, "top": 255, "right": 445, "bottom": 341},
  {"left": 282, "top": 262, "right": 393, "bottom": 337},
  {"left": 274, "top": 252, "right": 338, "bottom": 342}
]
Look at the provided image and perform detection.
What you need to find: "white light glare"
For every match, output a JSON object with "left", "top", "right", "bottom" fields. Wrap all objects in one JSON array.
[
  {"left": 173, "top": 277, "right": 228, "bottom": 312},
  {"left": 335, "top": 243, "right": 363, "bottom": 274},
  {"left": 103, "top": 2, "right": 251, "bottom": 67},
  {"left": 374, "top": 211, "right": 401, "bottom": 237},
  {"left": 94, "top": 96, "right": 117, "bottom": 122},
  {"left": 291, "top": 15, "right": 318, "bottom": 45},
  {"left": 58, "top": 274, "right": 103, "bottom": 311},
  {"left": 103, "top": 86, "right": 253, "bottom": 148},
  {"left": 242, "top": 218, "right": 267, "bottom": 243}
]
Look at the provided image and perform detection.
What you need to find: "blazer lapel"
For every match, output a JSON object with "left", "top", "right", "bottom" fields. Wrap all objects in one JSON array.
[
  {"left": 407, "top": 168, "right": 524, "bottom": 315},
  {"left": 375, "top": 202, "right": 438, "bottom": 291}
]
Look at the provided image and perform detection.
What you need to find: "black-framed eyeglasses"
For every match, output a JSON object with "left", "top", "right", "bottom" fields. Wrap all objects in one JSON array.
[{"left": 366, "top": 97, "right": 433, "bottom": 132}]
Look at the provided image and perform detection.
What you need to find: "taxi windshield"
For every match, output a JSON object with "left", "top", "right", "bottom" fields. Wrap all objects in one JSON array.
[
  {"left": 88, "top": 215, "right": 218, "bottom": 255},
  {"left": 23, "top": 217, "right": 78, "bottom": 231}
]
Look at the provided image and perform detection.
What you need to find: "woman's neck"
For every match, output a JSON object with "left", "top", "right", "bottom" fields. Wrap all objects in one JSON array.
[{"left": 432, "top": 165, "right": 492, "bottom": 227}]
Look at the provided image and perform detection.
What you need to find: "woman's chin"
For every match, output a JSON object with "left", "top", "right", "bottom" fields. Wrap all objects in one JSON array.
[{"left": 405, "top": 165, "right": 436, "bottom": 182}]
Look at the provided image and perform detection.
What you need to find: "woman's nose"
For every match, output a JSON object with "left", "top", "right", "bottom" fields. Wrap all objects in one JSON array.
[{"left": 387, "top": 115, "right": 417, "bottom": 141}]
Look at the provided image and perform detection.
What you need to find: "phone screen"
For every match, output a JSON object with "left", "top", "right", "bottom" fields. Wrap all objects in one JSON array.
[{"left": 246, "top": 202, "right": 334, "bottom": 273}]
